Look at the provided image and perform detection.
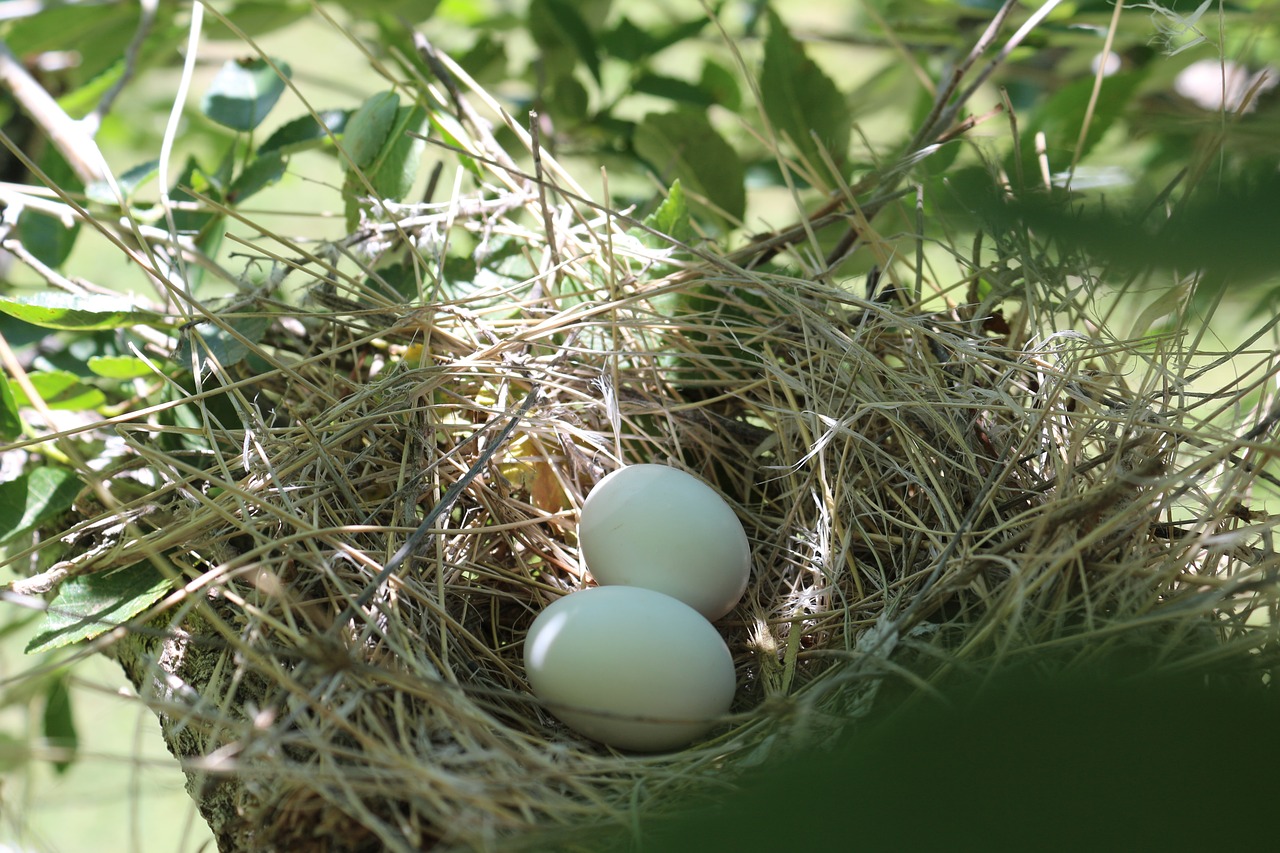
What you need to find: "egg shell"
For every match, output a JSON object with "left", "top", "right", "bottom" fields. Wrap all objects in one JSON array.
[
  {"left": 524, "top": 586, "right": 736, "bottom": 752},
  {"left": 579, "top": 464, "right": 751, "bottom": 620}
]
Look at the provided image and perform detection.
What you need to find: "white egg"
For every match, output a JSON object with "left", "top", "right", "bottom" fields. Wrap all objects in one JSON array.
[
  {"left": 579, "top": 464, "right": 751, "bottom": 620},
  {"left": 523, "top": 586, "right": 736, "bottom": 752}
]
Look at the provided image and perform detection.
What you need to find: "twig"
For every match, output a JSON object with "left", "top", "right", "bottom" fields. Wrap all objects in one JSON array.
[
  {"left": 529, "top": 110, "right": 561, "bottom": 295},
  {"left": 0, "top": 37, "right": 109, "bottom": 184}
]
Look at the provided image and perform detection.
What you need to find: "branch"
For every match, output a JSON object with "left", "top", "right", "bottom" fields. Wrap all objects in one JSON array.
[{"left": 0, "top": 37, "right": 109, "bottom": 185}]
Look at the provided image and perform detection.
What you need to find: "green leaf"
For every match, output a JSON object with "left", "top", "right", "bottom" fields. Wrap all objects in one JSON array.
[
  {"left": 760, "top": 8, "right": 851, "bottom": 180},
  {"left": 205, "top": 1, "right": 312, "bottom": 39},
  {"left": 176, "top": 314, "right": 272, "bottom": 372},
  {"left": 427, "top": 111, "right": 481, "bottom": 179},
  {"left": 699, "top": 59, "right": 741, "bottom": 111},
  {"left": 86, "top": 159, "right": 160, "bottom": 205},
  {"left": 18, "top": 148, "right": 82, "bottom": 270},
  {"left": 169, "top": 155, "right": 225, "bottom": 243},
  {"left": 228, "top": 152, "right": 287, "bottom": 203},
  {"left": 0, "top": 466, "right": 82, "bottom": 546},
  {"left": 457, "top": 32, "right": 507, "bottom": 83},
  {"left": 257, "top": 109, "right": 349, "bottom": 156},
  {"left": 200, "top": 58, "right": 292, "bottom": 132},
  {"left": 0, "top": 377, "right": 21, "bottom": 442},
  {"left": 602, "top": 14, "right": 709, "bottom": 63},
  {"left": 5, "top": 4, "right": 137, "bottom": 67},
  {"left": 368, "top": 104, "right": 429, "bottom": 200},
  {"left": 344, "top": 91, "right": 401, "bottom": 170},
  {"left": 642, "top": 179, "right": 694, "bottom": 247},
  {"left": 42, "top": 675, "right": 77, "bottom": 774},
  {"left": 600, "top": 16, "right": 663, "bottom": 62},
  {"left": 8, "top": 370, "right": 106, "bottom": 411},
  {"left": 26, "top": 561, "right": 173, "bottom": 655},
  {"left": 0, "top": 292, "right": 166, "bottom": 331},
  {"left": 87, "top": 355, "right": 153, "bottom": 380},
  {"left": 344, "top": 102, "right": 430, "bottom": 229},
  {"left": 1011, "top": 71, "right": 1145, "bottom": 185},
  {"left": 530, "top": 0, "right": 601, "bottom": 83},
  {"left": 633, "top": 109, "right": 745, "bottom": 225},
  {"left": 633, "top": 72, "right": 716, "bottom": 107}
]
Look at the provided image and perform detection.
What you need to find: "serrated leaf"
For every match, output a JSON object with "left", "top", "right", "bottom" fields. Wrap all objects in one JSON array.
[
  {"left": 0, "top": 376, "right": 21, "bottom": 441},
  {"left": 228, "top": 152, "right": 287, "bottom": 203},
  {"left": 201, "top": 57, "right": 291, "bottom": 132},
  {"left": 344, "top": 91, "right": 401, "bottom": 170},
  {"left": 8, "top": 370, "right": 106, "bottom": 411},
  {"left": 633, "top": 110, "right": 745, "bottom": 225},
  {"left": 0, "top": 292, "right": 166, "bottom": 331},
  {"left": 26, "top": 561, "right": 172, "bottom": 655},
  {"left": 642, "top": 179, "right": 694, "bottom": 246},
  {"left": 42, "top": 675, "right": 77, "bottom": 774},
  {"left": 760, "top": 8, "right": 850, "bottom": 180},
  {"left": 0, "top": 466, "right": 82, "bottom": 546},
  {"left": 257, "top": 109, "right": 349, "bottom": 156},
  {"left": 86, "top": 355, "right": 153, "bottom": 379}
]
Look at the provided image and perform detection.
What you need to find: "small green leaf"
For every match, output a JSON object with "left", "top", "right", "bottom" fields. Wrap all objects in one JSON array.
[
  {"left": 8, "top": 370, "right": 106, "bottom": 411},
  {"left": 344, "top": 91, "right": 401, "bottom": 170},
  {"left": 367, "top": 105, "right": 429, "bottom": 201},
  {"left": 87, "top": 355, "right": 153, "bottom": 379},
  {"left": 602, "top": 14, "right": 709, "bottom": 63},
  {"left": 633, "top": 73, "right": 715, "bottom": 107},
  {"left": 200, "top": 57, "right": 292, "bottom": 132},
  {"left": 0, "top": 376, "right": 21, "bottom": 441},
  {"left": 228, "top": 152, "right": 287, "bottom": 203},
  {"left": 0, "top": 466, "right": 82, "bottom": 546},
  {"left": 600, "top": 16, "right": 663, "bottom": 62},
  {"left": 633, "top": 110, "right": 745, "bottom": 225},
  {"left": 176, "top": 314, "right": 271, "bottom": 371},
  {"left": 26, "top": 561, "right": 173, "bottom": 655},
  {"left": 700, "top": 59, "right": 741, "bottom": 111},
  {"left": 642, "top": 179, "right": 694, "bottom": 247},
  {"left": 0, "top": 292, "right": 166, "bottom": 331},
  {"left": 86, "top": 159, "right": 160, "bottom": 205},
  {"left": 18, "top": 149, "right": 82, "bottom": 270},
  {"left": 257, "top": 109, "right": 349, "bottom": 156},
  {"left": 42, "top": 675, "right": 77, "bottom": 774},
  {"left": 344, "top": 102, "right": 430, "bottom": 229},
  {"left": 1011, "top": 71, "right": 1145, "bottom": 185},
  {"left": 530, "top": 0, "right": 601, "bottom": 83},
  {"left": 169, "top": 155, "right": 225, "bottom": 244},
  {"left": 760, "top": 8, "right": 850, "bottom": 180}
]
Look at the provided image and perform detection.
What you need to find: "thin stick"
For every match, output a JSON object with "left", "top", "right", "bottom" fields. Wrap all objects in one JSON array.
[
  {"left": 1066, "top": 0, "right": 1126, "bottom": 190},
  {"left": 0, "top": 37, "right": 108, "bottom": 184},
  {"left": 529, "top": 110, "right": 562, "bottom": 294}
]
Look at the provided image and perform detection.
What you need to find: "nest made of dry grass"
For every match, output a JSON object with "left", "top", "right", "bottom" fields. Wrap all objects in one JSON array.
[{"left": 20, "top": 42, "right": 1280, "bottom": 853}]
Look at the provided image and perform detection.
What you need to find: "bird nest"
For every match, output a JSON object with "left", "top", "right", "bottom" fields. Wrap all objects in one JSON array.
[{"left": 18, "top": 44, "right": 1280, "bottom": 853}]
